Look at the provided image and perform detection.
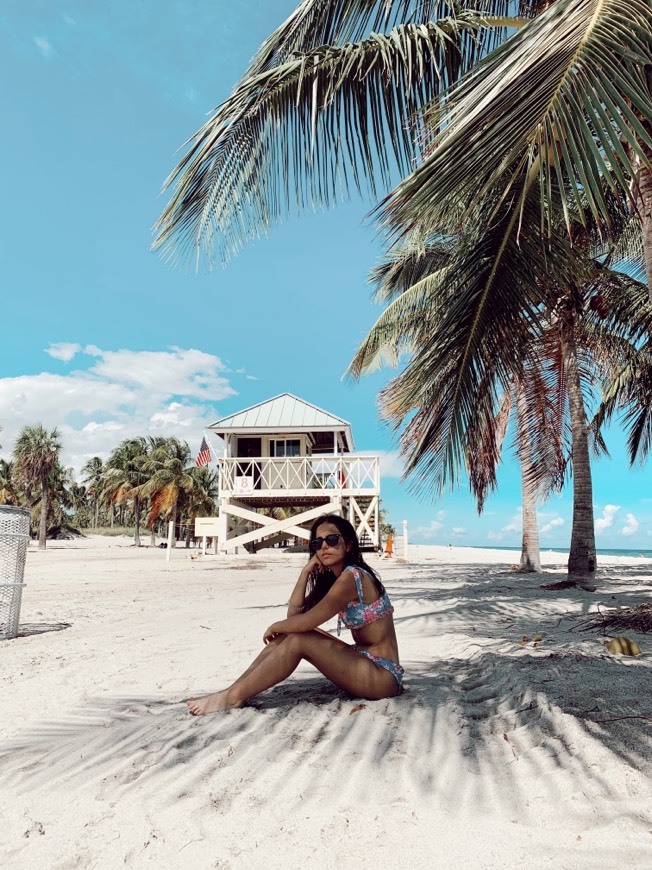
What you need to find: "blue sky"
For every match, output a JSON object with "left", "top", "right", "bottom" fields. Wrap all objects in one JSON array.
[{"left": 0, "top": 1, "right": 650, "bottom": 551}]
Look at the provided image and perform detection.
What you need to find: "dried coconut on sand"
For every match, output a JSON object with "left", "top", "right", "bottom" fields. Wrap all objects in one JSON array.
[{"left": 0, "top": 537, "right": 651, "bottom": 869}]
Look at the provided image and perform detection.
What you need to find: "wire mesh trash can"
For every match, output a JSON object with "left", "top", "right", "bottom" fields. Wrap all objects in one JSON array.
[{"left": 0, "top": 506, "right": 30, "bottom": 639}]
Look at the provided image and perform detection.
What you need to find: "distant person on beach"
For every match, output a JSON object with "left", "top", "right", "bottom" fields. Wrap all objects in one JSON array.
[{"left": 186, "top": 514, "right": 403, "bottom": 715}]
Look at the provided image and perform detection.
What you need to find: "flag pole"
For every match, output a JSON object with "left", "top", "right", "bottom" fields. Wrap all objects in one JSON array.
[{"left": 203, "top": 431, "right": 219, "bottom": 463}]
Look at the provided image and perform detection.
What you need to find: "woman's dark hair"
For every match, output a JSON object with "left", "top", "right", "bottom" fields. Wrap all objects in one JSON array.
[{"left": 301, "top": 514, "right": 385, "bottom": 611}]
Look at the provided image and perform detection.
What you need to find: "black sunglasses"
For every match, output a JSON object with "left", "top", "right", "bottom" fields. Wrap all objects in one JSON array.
[{"left": 309, "top": 533, "right": 345, "bottom": 552}]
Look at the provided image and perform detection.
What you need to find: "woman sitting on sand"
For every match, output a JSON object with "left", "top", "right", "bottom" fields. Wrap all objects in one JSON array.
[{"left": 186, "top": 514, "right": 403, "bottom": 715}]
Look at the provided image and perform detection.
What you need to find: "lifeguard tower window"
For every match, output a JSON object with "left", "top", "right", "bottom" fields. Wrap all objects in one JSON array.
[{"left": 271, "top": 439, "right": 301, "bottom": 457}]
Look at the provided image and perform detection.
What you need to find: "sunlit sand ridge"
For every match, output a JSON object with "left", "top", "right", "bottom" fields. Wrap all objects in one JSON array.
[{"left": 0, "top": 537, "right": 650, "bottom": 868}]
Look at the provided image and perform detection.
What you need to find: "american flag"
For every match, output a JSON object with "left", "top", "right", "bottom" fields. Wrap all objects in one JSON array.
[{"left": 195, "top": 436, "right": 212, "bottom": 467}]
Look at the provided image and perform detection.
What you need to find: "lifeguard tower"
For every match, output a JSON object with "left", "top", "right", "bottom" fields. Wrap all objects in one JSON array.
[{"left": 209, "top": 393, "right": 380, "bottom": 553}]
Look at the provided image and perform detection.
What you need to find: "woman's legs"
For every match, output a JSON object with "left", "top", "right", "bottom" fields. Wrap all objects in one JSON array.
[{"left": 186, "top": 630, "right": 399, "bottom": 715}]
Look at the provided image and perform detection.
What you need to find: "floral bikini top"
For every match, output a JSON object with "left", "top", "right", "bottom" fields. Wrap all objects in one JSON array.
[{"left": 337, "top": 565, "right": 394, "bottom": 636}]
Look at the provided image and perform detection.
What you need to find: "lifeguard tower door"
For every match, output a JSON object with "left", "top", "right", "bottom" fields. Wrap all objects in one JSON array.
[{"left": 237, "top": 437, "right": 261, "bottom": 491}]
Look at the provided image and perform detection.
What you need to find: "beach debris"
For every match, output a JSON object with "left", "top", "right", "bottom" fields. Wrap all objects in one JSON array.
[
  {"left": 540, "top": 579, "right": 596, "bottom": 592},
  {"left": 23, "top": 821, "right": 45, "bottom": 838},
  {"left": 503, "top": 732, "right": 517, "bottom": 758},
  {"left": 604, "top": 637, "right": 642, "bottom": 656},
  {"left": 349, "top": 704, "right": 366, "bottom": 715},
  {"left": 517, "top": 633, "right": 544, "bottom": 648},
  {"left": 578, "top": 603, "right": 652, "bottom": 634}
]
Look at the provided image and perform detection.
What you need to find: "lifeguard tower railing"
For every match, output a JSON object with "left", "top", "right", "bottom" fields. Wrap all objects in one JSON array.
[
  {"left": 218, "top": 455, "right": 379, "bottom": 498},
  {"left": 215, "top": 455, "right": 380, "bottom": 552}
]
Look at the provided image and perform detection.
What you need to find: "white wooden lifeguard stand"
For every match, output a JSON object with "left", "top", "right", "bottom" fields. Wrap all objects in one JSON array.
[{"left": 209, "top": 393, "right": 380, "bottom": 553}]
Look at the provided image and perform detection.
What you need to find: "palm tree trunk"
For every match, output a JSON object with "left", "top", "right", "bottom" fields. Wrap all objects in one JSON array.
[
  {"left": 39, "top": 476, "right": 48, "bottom": 550},
  {"left": 134, "top": 497, "right": 141, "bottom": 547},
  {"left": 516, "top": 386, "right": 541, "bottom": 572},
  {"left": 561, "top": 327, "right": 597, "bottom": 585},
  {"left": 171, "top": 502, "right": 177, "bottom": 548},
  {"left": 93, "top": 497, "right": 99, "bottom": 530}
]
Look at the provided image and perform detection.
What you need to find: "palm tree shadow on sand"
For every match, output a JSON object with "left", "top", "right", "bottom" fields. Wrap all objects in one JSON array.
[{"left": 1, "top": 572, "right": 650, "bottom": 826}]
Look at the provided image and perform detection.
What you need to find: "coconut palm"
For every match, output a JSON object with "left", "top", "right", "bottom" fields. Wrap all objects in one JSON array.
[
  {"left": 81, "top": 456, "right": 105, "bottom": 529},
  {"left": 103, "top": 438, "right": 150, "bottom": 547},
  {"left": 0, "top": 459, "right": 21, "bottom": 506},
  {"left": 12, "top": 424, "right": 62, "bottom": 549},
  {"left": 178, "top": 464, "right": 219, "bottom": 547},
  {"left": 43, "top": 463, "right": 77, "bottom": 537},
  {"left": 154, "top": 0, "right": 652, "bottom": 578},
  {"left": 592, "top": 340, "right": 652, "bottom": 465},
  {"left": 153, "top": 1, "right": 533, "bottom": 265},
  {"left": 348, "top": 181, "right": 649, "bottom": 578},
  {"left": 142, "top": 437, "right": 196, "bottom": 547},
  {"left": 155, "top": 0, "right": 652, "bottom": 269},
  {"left": 378, "top": 0, "right": 652, "bottom": 284}
]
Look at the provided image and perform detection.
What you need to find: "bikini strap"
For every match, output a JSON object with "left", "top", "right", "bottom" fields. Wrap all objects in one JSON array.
[{"left": 347, "top": 565, "right": 365, "bottom": 603}]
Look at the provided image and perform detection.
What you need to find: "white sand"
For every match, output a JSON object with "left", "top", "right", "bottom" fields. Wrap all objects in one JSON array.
[{"left": 1, "top": 537, "right": 651, "bottom": 869}]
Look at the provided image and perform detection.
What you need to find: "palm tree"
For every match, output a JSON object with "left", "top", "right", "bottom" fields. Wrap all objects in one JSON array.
[
  {"left": 44, "top": 463, "right": 77, "bottom": 536},
  {"left": 348, "top": 183, "right": 648, "bottom": 579},
  {"left": 12, "top": 424, "right": 62, "bottom": 549},
  {"left": 142, "top": 437, "right": 196, "bottom": 547},
  {"left": 154, "top": 1, "right": 652, "bottom": 578},
  {"left": 81, "top": 456, "right": 105, "bottom": 529},
  {"left": 103, "top": 438, "right": 150, "bottom": 547},
  {"left": 153, "top": 2, "right": 527, "bottom": 264},
  {"left": 377, "top": 0, "right": 652, "bottom": 288},
  {"left": 179, "top": 464, "right": 219, "bottom": 547},
  {"left": 0, "top": 459, "right": 21, "bottom": 506}
]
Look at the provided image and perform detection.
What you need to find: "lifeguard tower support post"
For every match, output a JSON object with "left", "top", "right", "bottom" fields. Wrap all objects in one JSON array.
[{"left": 209, "top": 394, "right": 380, "bottom": 553}]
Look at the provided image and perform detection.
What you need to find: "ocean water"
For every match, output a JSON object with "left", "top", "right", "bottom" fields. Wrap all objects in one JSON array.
[{"left": 474, "top": 545, "right": 652, "bottom": 559}]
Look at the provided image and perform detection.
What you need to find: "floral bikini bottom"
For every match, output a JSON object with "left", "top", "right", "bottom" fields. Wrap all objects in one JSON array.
[{"left": 353, "top": 645, "right": 404, "bottom": 689}]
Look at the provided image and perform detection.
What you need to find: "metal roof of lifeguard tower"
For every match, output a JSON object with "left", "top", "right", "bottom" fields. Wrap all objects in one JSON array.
[{"left": 209, "top": 393, "right": 355, "bottom": 451}]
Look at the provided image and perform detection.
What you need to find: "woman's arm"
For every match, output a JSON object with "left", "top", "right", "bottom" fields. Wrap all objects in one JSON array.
[
  {"left": 264, "top": 569, "right": 356, "bottom": 643},
  {"left": 285, "top": 554, "right": 321, "bottom": 618}
]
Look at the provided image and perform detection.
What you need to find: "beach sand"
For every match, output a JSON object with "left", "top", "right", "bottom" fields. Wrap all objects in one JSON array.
[{"left": 1, "top": 536, "right": 651, "bottom": 869}]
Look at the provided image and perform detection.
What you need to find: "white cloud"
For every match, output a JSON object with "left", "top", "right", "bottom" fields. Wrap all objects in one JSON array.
[
  {"left": 540, "top": 517, "right": 564, "bottom": 535},
  {"left": 46, "top": 342, "right": 82, "bottom": 362},
  {"left": 83, "top": 345, "right": 233, "bottom": 401},
  {"left": 377, "top": 450, "right": 404, "bottom": 479},
  {"left": 451, "top": 527, "right": 466, "bottom": 537},
  {"left": 0, "top": 345, "right": 237, "bottom": 476},
  {"left": 595, "top": 504, "right": 620, "bottom": 534},
  {"left": 487, "top": 509, "right": 522, "bottom": 541},
  {"left": 412, "top": 519, "right": 443, "bottom": 540},
  {"left": 413, "top": 511, "right": 445, "bottom": 541},
  {"left": 622, "top": 513, "right": 639, "bottom": 537},
  {"left": 34, "top": 36, "right": 55, "bottom": 59}
]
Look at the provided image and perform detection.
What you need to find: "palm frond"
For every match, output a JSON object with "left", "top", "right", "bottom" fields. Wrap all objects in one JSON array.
[
  {"left": 378, "top": 187, "right": 579, "bottom": 498},
  {"left": 466, "top": 386, "right": 511, "bottom": 512},
  {"left": 380, "top": 0, "right": 652, "bottom": 240},
  {"left": 369, "top": 236, "right": 456, "bottom": 302},
  {"left": 347, "top": 264, "right": 454, "bottom": 375},
  {"left": 595, "top": 346, "right": 652, "bottom": 463},
  {"left": 154, "top": 13, "right": 502, "bottom": 265},
  {"left": 242, "top": 0, "right": 526, "bottom": 75}
]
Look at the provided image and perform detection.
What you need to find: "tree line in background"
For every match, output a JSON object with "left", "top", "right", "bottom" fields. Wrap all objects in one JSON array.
[
  {"left": 0, "top": 425, "right": 218, "bottom": 550},
  {"left": 155, "top": 0, "right": 652, "bottom": 586}
]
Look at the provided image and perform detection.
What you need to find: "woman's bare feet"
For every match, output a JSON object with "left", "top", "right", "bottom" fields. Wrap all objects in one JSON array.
[{"left": 185, "top": 689, "right": 243, "bottom": 716}]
